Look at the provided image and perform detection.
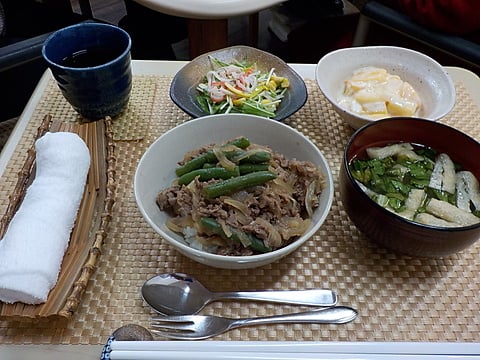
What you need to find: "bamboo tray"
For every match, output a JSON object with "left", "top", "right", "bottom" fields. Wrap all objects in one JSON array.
[{"left": 0, "top": 115, "right": 116, "bottom": 319}]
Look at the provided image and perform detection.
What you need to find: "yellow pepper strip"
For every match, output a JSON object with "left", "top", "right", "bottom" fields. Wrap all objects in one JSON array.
[
  {"left": 224, "top": 83, "right": 249, "bottom": 98},
  {"left": 267, "top": 80, "right": 277, "bottom": 91},
  {"left": 271, "top": 75, "right": 289, "bottom": 88},
  {"left": 249, "top": 85, "right": 267, "bottom": 98},
  {"left": 233, "top": 98, "right": 246, "bottom": 106},
  {"left": 224, "top": 82, "right": 267, "bottom": 99}
]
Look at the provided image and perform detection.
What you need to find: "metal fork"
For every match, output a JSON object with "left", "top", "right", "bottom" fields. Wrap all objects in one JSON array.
[{"left": 150, "top": 306, "right": 358, "bottom": 340}]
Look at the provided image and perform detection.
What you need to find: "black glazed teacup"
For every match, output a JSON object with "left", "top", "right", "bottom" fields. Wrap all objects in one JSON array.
[{"left": 42, "top": 22, "right": 132, "bottom": 121}]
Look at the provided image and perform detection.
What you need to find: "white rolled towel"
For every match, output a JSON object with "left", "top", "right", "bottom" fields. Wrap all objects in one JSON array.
[{"left": 0, "top": 132, "right": 90, "bottom": 304}]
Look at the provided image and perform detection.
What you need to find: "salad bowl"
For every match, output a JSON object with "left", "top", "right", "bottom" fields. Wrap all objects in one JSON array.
[{"left": 170, "top": 46, "right": 307, "bottom": 121}]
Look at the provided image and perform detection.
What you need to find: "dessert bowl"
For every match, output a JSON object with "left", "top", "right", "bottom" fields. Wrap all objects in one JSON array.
[{"left": 316, "top": 46, "right": 456, "bottom": 129}]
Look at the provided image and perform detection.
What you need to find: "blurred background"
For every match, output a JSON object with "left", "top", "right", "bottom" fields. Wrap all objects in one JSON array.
[
  {"left": 0, "top": 0, "right": 478, "bottom": 128},
  {"left": 74, "top": 0, "right": 479, "bottom": 71}
]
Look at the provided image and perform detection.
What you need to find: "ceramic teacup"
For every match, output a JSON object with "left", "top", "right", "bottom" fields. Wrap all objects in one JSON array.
[{"left": 42, "top": 22, "right": 132, "bottom": 121}]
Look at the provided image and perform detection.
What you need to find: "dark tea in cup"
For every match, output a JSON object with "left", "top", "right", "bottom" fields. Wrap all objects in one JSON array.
[{"left": 61, "top": 48, "right": 119, "bottom": 68}]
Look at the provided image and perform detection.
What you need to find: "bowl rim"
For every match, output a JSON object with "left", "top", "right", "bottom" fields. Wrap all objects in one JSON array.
[
  {"left": 169, "top": 45, "right": 308, "bottom": 122},
  {"left": 344, "top": 117, "right": 480, "bottom": 232},
  {"left": 315, "top": 45, "right": 456, "bottom": 124},
  {"left": 134, "top": 113, "right": 335, "bottom": 265}
]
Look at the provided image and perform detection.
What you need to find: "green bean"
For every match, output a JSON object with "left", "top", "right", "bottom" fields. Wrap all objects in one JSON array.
[
  {"left": 203, "top": 171, "right": 277, "bottom": 198},
  {"left": 200, "top": 217, "right": 271, "bottom": 253},
  {"left": 175, "top": 152, "right": 215, "bottom": 177},
  {"left": 226, "top": 136, "right": 251, "bottom": 149},
  {"left": 234, "top": 151, "right": 272, "bottom": 164},
  {"left": 175, "top": 137, "right": 250, "bottom": 177},
  {"left": 204, "top": 149, "right": 272, "bottom": 166},
  {"left": 239, "top": 163, "right": 270, "bottom": 174},
  {"left": 178, "top": 167, "right": 240, "bottom": 185}
]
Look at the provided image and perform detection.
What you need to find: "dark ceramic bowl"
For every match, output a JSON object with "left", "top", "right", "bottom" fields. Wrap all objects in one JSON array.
[
  {"left": 340, "top": 117, "right": 480, "bottom": 257},
  {"left": 170, "top": 46, "right": 307, "bottom": 121}
]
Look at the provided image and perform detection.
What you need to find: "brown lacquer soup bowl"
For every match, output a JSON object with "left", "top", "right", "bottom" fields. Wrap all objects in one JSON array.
[{"left": 339, "top": 117, "right": 480, "bottom": 257}]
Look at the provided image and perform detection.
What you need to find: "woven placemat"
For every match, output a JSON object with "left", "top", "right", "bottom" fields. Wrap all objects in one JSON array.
[{"left": 0, "top": 74, "right": 479, "bottom": 345}]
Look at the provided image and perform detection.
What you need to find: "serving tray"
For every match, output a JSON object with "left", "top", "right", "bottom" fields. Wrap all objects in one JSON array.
[{"left": 0, "top": 72, "right": 479, "bottom": 344}]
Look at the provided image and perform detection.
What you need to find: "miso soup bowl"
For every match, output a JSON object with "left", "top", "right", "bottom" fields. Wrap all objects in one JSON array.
[{"left": 339, "top": 117, "right": 480, "bottom": 257}]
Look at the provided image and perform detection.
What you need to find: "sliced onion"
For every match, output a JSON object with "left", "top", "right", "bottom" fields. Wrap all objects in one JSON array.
[
  {"left": 195, "top": 234, "right": 225, "bottom": 247},
  {"left": 231, "top": 190, "right": 251, "bottom": 202},
  {"left": 255, "top": 217, "right": 282, "bottom": 248},
  {"left": 223, "top": 197, "right": 250, "bottom": 216},
  {"left": 218, "top": 219, "right": 233, "bottom": 238},
  {"left": 231, "top": 148, "right": 270, "bottom": 163},
  {"left": 236, "top": 230, "right": 252, "bottom": 248},
  {"left": 272, "top": 177, "right": 294, "bottom": 195},
  {"left": 305, "top": 180, "right": 317, "bottom": 217},
  {"left": 166, "top": 216, "right": 194, "bottom": 233},
  {"left": 166, "top": 219, "right": 184, "bottom": 233},
  {"left": 186, "top": 179, "right": 198, "bottom": 193},
  {"left": 188, "top": 182, "right": 203, "bottom": 223},
  {"left": 278, "top": 217, "right": 311, "bottom": 239},
  {"left": 213, "top": 146, "right": 236, "bottom": 171}
]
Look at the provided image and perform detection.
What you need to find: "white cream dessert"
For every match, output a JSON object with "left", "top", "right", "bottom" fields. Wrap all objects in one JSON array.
[{"left": 338, "top": 66, "right": 422, "bottom": 119}]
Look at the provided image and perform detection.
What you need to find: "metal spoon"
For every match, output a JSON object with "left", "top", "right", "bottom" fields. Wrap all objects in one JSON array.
[{"left": 141, "top": 272, "right": 338, "bottom": 315}]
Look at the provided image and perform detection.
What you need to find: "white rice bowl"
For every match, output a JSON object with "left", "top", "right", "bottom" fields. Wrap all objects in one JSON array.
[{"left": 134, "top": 114, "right": 334, "bottom": 269}]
